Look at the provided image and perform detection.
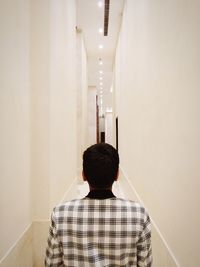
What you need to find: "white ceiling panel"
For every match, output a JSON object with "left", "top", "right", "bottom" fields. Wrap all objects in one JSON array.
[{"left": 76, "top": 0, "right": 124, "bottom": 113}]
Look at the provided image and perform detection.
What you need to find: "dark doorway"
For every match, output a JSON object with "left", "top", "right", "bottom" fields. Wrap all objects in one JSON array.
[
  {"left": 96, "top": 95, "right": 99, "bottom": 143},
  {"left": 116, "top": 117, "right": 118, "bottom": 151},
  {"left": 100, "top": 132, "right": 105, "bottom": 143}
]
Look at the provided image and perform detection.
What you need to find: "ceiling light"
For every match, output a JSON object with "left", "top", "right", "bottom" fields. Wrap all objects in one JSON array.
[
  {"left": 106, "top": 107, "right": 113, "bottom": 113},
  {"left": 99, "top": 77, "right": 103, "bottom": 80},
  {"left": 99, "top": 28, "right": 103, "bottom": 34},
  {"left": 98, "top": 1, "right": 103, "bottom": 8},
  {"left": 98, "top": 58, "right": 103, "bottom": 65},
  {"left": 100, "top": 82, "right": 103, "bottom": 86},
  {"left": 99, "top": 44, "right": 103, "bottom": 49},
  {"left": 99, "top": 70, "right": 103, "bottom": 74}
]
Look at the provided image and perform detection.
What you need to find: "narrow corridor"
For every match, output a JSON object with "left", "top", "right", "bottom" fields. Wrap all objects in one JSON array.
[{"left": 1, "top": 0, "right": 200, "bottom": 266}]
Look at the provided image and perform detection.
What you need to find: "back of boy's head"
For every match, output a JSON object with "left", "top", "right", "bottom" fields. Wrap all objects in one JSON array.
[{"left": 83, "top": 143, "right": 119, "bottom": 189}]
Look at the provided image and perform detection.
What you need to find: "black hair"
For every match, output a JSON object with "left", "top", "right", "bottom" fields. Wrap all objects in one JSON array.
[{"left": 83, "top": 143, "right": 119, "bottom": 189}]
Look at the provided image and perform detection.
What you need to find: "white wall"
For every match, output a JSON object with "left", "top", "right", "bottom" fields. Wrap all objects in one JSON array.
[
  {"left": 0, "top": 0, "right": 32, "bottom": 260},
  {"left": 31, "top": 0, "right": 78, "bottom": 219},
  {"left": 77, "top": 32, "right": 88, "bottom": 178},
  {"left": 48, "top": 0, "right": 77, "bottom": 211},
  {"left": 105, "top": 112, "right": 113, "bottom": 145},
  {"left": 87, "top": 86, "right": 97, "bottom": 146},
  {"left": 31, "top": 0, "right": 50, "bottom": 222},
  {"left": 115, "top": 0, "right": 200, "bottom": 266},
  {"left": 0, "top": 0, "right": 78, "bottom": 265}
]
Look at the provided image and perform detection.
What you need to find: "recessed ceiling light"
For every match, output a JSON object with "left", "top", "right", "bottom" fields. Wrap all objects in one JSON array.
[
  {"left": 99, "top": 28, "right": 103, "bottom": 34},
  {"left": 106, "top": 107, "right": 113, "bottom": 112},
  {"left": 99, "top": 77, "right": 103, "bottom": 80},
  {"left": 99, "top": 59, "right": 103, "bottom": 65},
  {"left": 98, "top": 1, "right": 103, "bottom": 8},
  {"left": 99, "top": 44, "right": 103, "bottom": 49},
  {"left": 100, "top": 82, "right": 103, "bottom": 86},
  {"left": 99, "top": 70, "right": 103, "bottom": 74}
]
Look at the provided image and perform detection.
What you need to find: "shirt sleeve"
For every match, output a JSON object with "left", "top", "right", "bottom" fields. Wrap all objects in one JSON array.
[
  {"left": 137, "top": 212, "right": 153, "bottom": 267},
  {"left": 45, "top": 210, "right": 63, "bottom": 267}
]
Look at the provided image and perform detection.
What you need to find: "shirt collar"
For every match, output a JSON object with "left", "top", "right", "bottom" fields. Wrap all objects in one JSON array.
[{"left": 86, "top": 189, "right": 116, "bottom": 199}]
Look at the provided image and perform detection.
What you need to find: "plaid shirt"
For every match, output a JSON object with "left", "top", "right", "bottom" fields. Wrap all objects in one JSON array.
[{"left": 45, "top": 196, "right": 152, "bottom": 267}]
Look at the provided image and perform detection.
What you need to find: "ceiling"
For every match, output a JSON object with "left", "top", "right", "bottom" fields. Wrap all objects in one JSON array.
[{"left": 76, "top": 0, "right": 124, "bottom": 114}]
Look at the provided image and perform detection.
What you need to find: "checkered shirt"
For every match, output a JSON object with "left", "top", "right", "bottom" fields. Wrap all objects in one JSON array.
[{"left": 45, "top": 198, "right": 152, "bottom": 267}]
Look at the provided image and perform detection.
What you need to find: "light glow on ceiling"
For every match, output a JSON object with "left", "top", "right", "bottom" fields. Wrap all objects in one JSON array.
[
  {"left": 106, "top": 107, "right": 113, "bottom": 113},
  {"left": 98, "top": 1, "right": 103, "bottom": 8},
  {"left": 98, "top": 28, "right": 103, "bottom": 34},
  {"left": 98, "top": 44, "right": 103, "bottom": 49}
]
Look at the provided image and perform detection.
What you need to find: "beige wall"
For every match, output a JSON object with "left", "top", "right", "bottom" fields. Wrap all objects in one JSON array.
[
  {"left": 77, "top": 33, "right": 88, "bottom": 179},
  {"left": 31, "top": 0, "right": 77, "bottom": 219},
  {"left": 115, "top": 0, "right": 200, "bottom": 266},
  {"left": 48, "top": 0, "right": 77, "bottom": 211},
  {"left": 31, "top": 0, "right": 50, "bottom": 222},
  {"left": 0, "top": 0, "right": 78, "bottom": 265},
  {"left": 105, "top": 112, "right": 113, "bottom": 145},
  {"left": 0, "top": 0, "right": 32, "bottom": 260},
  {"left": 88, "top": 86, "right": 97, "bottom": 146}
]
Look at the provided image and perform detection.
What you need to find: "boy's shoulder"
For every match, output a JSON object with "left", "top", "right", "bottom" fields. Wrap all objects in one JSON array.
[{"left": 53, "top": 197, "right": 147, "bottom": 214}]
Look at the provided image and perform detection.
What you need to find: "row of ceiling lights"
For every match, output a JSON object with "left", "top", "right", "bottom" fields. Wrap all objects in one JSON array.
[
  {"left": 97, "top": 1, "right": 113, "bottom": 114},
  {"left": 98, "top": 1, "right": 104, "bottom": 114}
]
